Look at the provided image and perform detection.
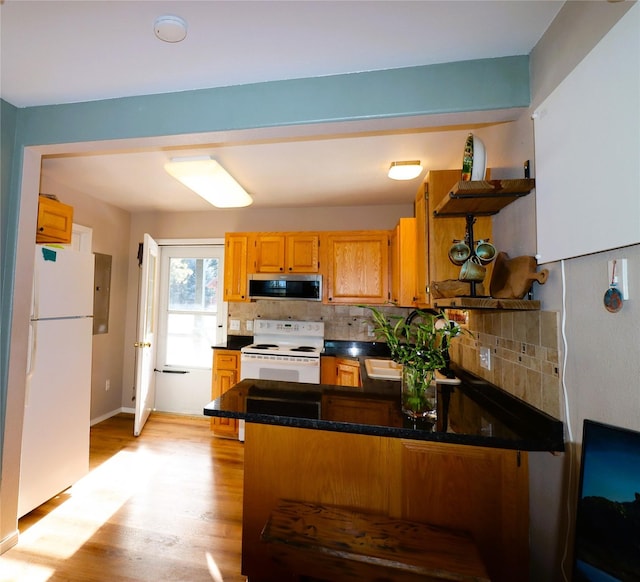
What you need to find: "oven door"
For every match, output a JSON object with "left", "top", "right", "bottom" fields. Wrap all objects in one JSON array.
[
  {"left": 238, "top": 353, "right": 320, "bottom": 442},
  {"left": 240, "top": 353, "right": 320, "bottom": 384}
]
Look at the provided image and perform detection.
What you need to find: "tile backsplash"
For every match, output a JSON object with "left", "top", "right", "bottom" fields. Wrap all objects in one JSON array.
[
  {"left": 448, "top": 310, "right": 561, "bottom": 418},
  {"left": 228, "top": 301, "right": 411, "bottom": 341},
  {"left": 228, "top": 301, "right": 562, "bottom": 418}
]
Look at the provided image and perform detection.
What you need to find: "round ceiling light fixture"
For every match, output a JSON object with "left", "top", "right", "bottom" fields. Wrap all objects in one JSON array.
[
  {"left": 154, "top": 15, "right": 188, "bottom": 43},
  {"left": 388, "top": 160, "right": 423, "bottom": 180}
]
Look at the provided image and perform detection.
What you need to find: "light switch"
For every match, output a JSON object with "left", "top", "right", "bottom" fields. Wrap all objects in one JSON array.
[{"left": 229, "top": 319, "right": 240, "bottom": 331}]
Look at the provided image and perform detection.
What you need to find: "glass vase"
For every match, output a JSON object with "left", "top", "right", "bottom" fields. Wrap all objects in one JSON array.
[{"left": 401, "top": 366, "right": 437, "bottom": 421}]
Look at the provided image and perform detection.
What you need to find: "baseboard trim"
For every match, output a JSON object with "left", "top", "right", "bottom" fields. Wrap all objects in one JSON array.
[
  {"left": 90, "top": 407, "right": 134, "bottom": 426},
  {"left": 0, "top": 529, "right": 19, "bottom": 554}
]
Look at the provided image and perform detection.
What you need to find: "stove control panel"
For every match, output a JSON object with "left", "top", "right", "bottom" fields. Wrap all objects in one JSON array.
[{"left": 253, "top": 319, "right": 324, "bottom": 337}]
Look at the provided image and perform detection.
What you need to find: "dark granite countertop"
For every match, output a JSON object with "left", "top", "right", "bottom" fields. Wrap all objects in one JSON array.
[
  {"left": 204, "top": 358, "right": 564, "bottom": 452},
  {"left": 212, "top": 335, "right": 253, "bottom": 350},
  {"left": 213, "top": 337, "right": 392, "bottom": 358}
]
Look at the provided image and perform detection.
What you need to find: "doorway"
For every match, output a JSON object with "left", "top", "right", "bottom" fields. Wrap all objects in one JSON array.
[{"left": 153, "top": 244, "right": 227, "bottom": 415}]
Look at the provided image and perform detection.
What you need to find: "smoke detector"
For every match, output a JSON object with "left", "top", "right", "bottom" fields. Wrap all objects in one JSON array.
[{"left": 154, "top": 15, "right": 188, "bottom": 43}]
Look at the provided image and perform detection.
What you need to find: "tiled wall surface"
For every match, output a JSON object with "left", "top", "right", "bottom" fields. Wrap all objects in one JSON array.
[
  {"left": 229, "top": 301, "right": 562, "bottom": 418},
  {"left": 448, "top": 310, "right": 561, "bottom": 418},
  {"left": 228, "top": 301, "right": 411, "bottom": 341}
]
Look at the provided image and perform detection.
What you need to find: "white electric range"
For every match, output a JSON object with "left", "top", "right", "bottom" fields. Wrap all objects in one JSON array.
[{"left": 240, "top": 319, "right": 325, "bottom": 384}]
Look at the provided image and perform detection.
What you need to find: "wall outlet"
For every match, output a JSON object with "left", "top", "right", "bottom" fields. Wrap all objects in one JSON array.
[
  {"left": 229, "top": 319, "right": 240, "bottom": 331},
  {"left": 246, "top": 320, "right": 253, "bottom": 332},
  {"left": 479, "top": 347, "right": 492, "bottom": 370}
]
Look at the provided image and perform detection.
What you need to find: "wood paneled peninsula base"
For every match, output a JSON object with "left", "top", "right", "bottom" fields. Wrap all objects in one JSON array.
[
  {"left": 241, "top": 422, "right": 527, "bottom": 582},
  {"left": 204, "top": 363, "right": 564, "bottom": 582}
]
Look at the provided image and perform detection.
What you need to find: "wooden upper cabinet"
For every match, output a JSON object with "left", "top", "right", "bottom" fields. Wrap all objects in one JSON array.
[
  {"left": 253, "top": 232, "right": 319, "bottom": 273},
  {"left": 414, "top": 183, "right": 429, "bottom": 307},
  {"left": 324, "top": 231, "right": 389, "bottom": 304},
  {"left": 286, "top": 233, "right": 320, "bottom": 273},
  {"left": 426, "top": 170, "right": 492, "bottom": 302},
  {"left": 390, "top": 217, "right": 417, "bottom": 307},
  {"left": 253, "top": 234, "right": 286, "bottom": 272},
  {"left": 322, "top": 394, "right": 398, "bottom": 426},
  {"left": 36, "top": 196, "right": 73, "bottom": 244},
  {"left": 223, "top": 233, "right": 249, "bottom": 302}
]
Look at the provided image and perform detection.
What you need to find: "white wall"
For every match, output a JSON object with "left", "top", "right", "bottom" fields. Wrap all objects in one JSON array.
[{"left": 491, "top": 3, "right": 638, "bottom": 580}]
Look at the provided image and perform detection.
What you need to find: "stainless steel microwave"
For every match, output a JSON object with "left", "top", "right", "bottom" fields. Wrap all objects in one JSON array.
[{"left": 248, "top": 274, "right": 322, "bottom": 301}]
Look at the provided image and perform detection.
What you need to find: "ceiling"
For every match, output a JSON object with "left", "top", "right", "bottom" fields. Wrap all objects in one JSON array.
[{"left": 0, "top": 1, "right": 565, "bottom": 213}]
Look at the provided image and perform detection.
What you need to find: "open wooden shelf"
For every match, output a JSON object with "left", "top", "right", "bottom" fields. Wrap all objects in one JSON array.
[
  {"left": 434, "top": 297, "right": 541, "bottom": 310},
  {"left": 433, "top": 179, "right": 535, "bottom": 217}
]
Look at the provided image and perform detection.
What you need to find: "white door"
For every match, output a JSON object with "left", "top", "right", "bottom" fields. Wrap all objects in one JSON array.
[
  {"left": 134, "top": 233, "right": 159, "bottom": 436},
  {"left": 154, "top": 245, "right": 227, "bottom": 414}
]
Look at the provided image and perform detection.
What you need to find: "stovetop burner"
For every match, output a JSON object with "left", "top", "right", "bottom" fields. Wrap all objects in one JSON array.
[{"left": 241, "top": 319, "right": 325, "bottom": 358}]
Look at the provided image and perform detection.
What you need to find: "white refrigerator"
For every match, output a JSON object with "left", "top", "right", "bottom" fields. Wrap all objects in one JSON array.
[{"left": 19, "top": 245, "right": 95, "bottom": 518}]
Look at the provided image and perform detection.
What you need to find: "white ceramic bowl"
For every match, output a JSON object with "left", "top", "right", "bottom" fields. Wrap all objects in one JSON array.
[{"left": 471, "top": 135, "right": 486, "bottom": 180}]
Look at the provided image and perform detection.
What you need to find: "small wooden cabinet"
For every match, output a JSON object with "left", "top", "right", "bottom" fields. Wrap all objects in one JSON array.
[
  {"left": 335, "top": 358, "right": 361, "bottom": 387},
  {"left": 223, "top": 233, "right": 250, "bottom": 302},
  {"left": 211, "top": 349, "right": 242, "bottom": 438},
  {"left": 253, "top": 232, "right": 320, "bottom": 273},
  {"left": 390, "top": 217, "right": 417, "bottom": 307},
  {"left": 36, "top": 195, "right": 73, "bottom": 244},
  {"left": 321, "top": 356, "right": 361, "bottom": 387},
  {"left": 324, "top": 231, "right": 389, "bottom": 304}
]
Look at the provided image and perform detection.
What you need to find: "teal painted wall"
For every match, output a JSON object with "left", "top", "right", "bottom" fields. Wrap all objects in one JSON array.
[
  {"left": 16, "top": 56, "right": 529, "bottom": 145},
  {"left": 0, "top": 55, "right": 530, "bottom": 460}
]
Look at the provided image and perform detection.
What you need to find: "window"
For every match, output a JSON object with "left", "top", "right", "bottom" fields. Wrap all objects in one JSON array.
[{"left": 157, "top": 245, "right": 226, "bottom": 370}]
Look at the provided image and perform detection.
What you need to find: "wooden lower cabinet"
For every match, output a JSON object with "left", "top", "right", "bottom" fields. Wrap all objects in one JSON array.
[
  {"left": 322, "top": 393, "right": 400, "bottom": 427},
  {"left": 335, "top": 358, "right": 361, "bottom": 387},
  {"left": 242, "top": 424, "right": 529, "bottom": 582},
  {"left": 320, "top": 356, "right": 361, "bottom": 387},
  {"left": 210, "top": 350, "right": 241, "bottom": 438}
]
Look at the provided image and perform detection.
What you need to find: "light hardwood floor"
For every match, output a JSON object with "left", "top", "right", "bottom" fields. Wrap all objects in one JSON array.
[{"left": 1, "top": 413, "right": 246, "bottom": 582}]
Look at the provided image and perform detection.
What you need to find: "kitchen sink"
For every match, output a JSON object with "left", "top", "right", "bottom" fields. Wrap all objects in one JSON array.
[
  {"left": 364, "top": 359, "right": 402, "bottom": 380},
  {"left": 365, "top": 359, "right": 462, "bottom": 385}
]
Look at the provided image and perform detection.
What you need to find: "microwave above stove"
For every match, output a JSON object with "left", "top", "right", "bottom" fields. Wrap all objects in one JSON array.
[{"left": 248, "top": 274, "right": 322, "bottom": 301}]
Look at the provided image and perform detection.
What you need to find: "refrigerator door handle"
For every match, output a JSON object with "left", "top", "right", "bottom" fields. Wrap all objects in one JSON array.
[{"left": 25, "top": 320, "right": 37, "bottom": 407}]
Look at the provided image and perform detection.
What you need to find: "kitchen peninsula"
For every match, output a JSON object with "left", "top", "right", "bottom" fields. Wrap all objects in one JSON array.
[{"left": 204, "top": 358, "right": 563, "bottom": 582}]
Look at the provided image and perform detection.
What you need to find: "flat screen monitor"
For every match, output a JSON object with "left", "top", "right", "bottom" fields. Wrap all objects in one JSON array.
[{"left": 573, "top": 419, "right": 640, "bottom": 581}]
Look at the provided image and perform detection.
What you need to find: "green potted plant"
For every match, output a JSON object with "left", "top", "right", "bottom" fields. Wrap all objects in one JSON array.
[{"left": 363, "top": 306, "right": 465, "bottom": 420}]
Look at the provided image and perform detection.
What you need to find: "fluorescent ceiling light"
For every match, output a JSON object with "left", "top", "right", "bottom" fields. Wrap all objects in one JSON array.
[
  {"left": 164, "top": 156, "right": 253, "bottom": 208},
  {"left": 388, "top": 160, "right": 423, "bottom": 180}
]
